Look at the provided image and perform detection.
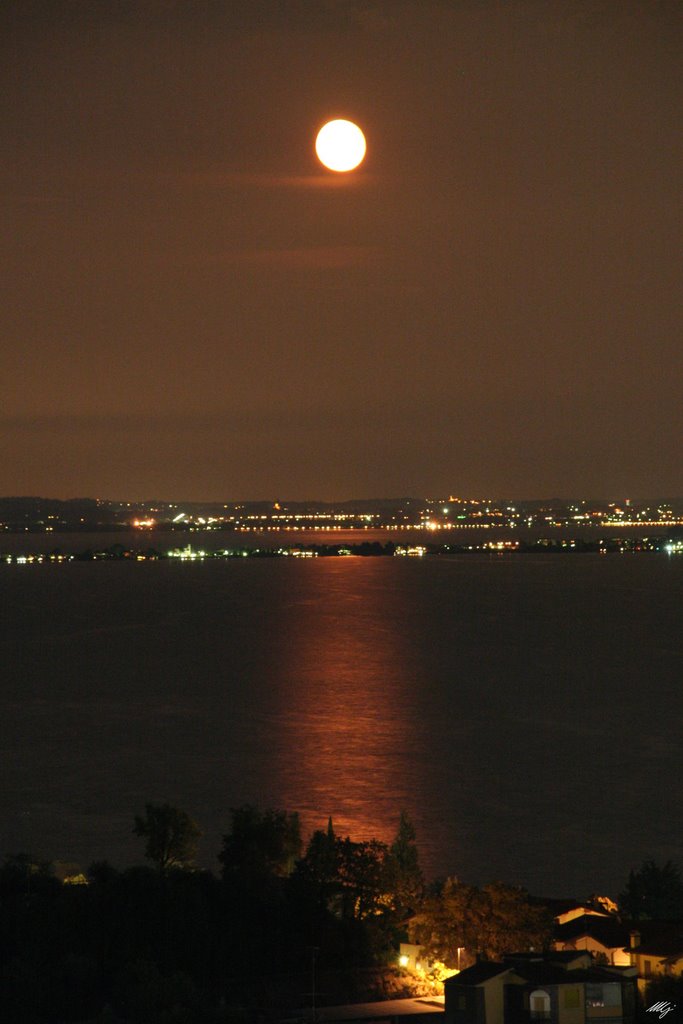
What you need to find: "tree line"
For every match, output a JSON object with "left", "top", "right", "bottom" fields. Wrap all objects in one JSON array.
[
  {"left": 0, "top": 806, "right": 430, "bottom": 1023},
  {"left": 2, "top": 804, "right": 681, "bottom": 1024}
]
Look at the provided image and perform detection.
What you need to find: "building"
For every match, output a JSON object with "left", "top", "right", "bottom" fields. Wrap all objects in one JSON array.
[
  {"left": 628, "top": 925, "right": 683, "bottom": 992},
  {"left": 400, "top": 942, "right": 428, "bottom": 972},
  {"left": 555, "top": 915, "right": 631, "bottom": 966},
  {"left": 444, "top": 951, "right": 637, "bottom": 1024}
]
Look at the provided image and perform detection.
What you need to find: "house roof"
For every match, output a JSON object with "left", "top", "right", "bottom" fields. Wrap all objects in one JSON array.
[
  {"left": 530, "top": 897, "right": 609, "bottom": 920},
  {"left": 556, "top": 914, "right": 630, "bottom": 949},
  {"left": 631, "top": 939, "right": 683, "bottom": 957},
  {"left": 510, "top": 965, "right": 634, "bottom": 987},
  {"left": 317, "top": 997, "right": 446, "bottom": 1020},
  {"left": 447, "top": 957, "right": 638, "bottom": 991},
  {"left": 446, "top": 963, "right": 512, "bottom": 986},
  {"left": 529, "top": 897, "right": 585, "bottom": 916},
  {"left": 628, "top": 920, "right": 683, "bottom": 957},
  {"left": 505, "top": 952, "right": 591, "bottom": 966},
  {"left": 548, "top": 951, "right": 592, "bottom": 964},
  {"left": 511, "top": 963, "right": 594, "bottom": 986}
]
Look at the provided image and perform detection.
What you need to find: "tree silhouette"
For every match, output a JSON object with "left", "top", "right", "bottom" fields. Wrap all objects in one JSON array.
[
  {"left": 295, "top": 817, "right": 340, "bottom": 909},
  {"left": 219, "top": 805, "right": 302, "bottom": 882},
  {"left": 295, "top": 821, "right": 398, "bottom": 923},
  {"left": 132, "top": 804, "right": 201, "bottom": 873},
  {"left": 336, "top": 837, "right": 393, "bottom": 920},
  {"left": 388, "top": 811, "right": 424, "bottom": 914},
  {"left": 619, "top": 860, "right": 683, "bottom": 919}
]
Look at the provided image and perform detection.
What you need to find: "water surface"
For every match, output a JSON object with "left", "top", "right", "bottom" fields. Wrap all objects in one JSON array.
[{"left": 1, "top": 552, "right": 681, "bottom": 896}]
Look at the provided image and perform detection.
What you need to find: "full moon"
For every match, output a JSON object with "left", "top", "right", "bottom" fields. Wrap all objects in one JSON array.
[{"left": 315, "top": 119, "right": 366, "bottom": 172}]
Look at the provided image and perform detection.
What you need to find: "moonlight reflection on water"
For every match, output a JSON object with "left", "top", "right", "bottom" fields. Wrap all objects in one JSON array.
[{"left": 263, "top": 559, "right": 435, "bottom": 847}]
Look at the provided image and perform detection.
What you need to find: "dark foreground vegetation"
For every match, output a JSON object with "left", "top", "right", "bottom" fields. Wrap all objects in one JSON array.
[
  {"left": 0, "top": 806, "right": 542, "bottom": 1023},
  {"left": 0, "top": 808, "right": 427, "bottom": 1023},
  {"left": 1, "top": 806, "right": 681, "bottom": 1024}
]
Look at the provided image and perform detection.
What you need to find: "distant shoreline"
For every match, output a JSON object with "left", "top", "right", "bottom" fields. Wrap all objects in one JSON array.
[{"left": 3, "top": 532, "right": 682, "bottom": 563}]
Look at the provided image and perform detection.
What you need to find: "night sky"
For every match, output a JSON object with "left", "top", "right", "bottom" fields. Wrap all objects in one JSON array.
[{"left": 2, "top": 0, "right": 681, "bottom": 501}]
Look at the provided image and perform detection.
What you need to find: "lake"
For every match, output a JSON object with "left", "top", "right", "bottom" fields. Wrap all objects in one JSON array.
[{"left": 1, "top": 546, "right": 681, "bottom": 897}]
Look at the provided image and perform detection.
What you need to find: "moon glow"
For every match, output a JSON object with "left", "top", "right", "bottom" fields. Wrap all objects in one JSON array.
[{"left": 315, "top": 119, "right": 366, "bottom": 172}]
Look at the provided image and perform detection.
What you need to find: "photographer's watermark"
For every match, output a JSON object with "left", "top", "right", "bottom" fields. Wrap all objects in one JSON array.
[{"left": 647, "top": 1002, "right": 677, "bottom": 1020}]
